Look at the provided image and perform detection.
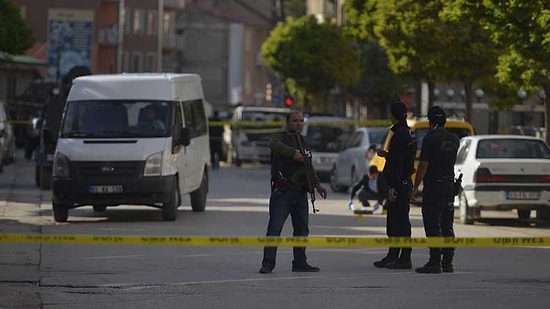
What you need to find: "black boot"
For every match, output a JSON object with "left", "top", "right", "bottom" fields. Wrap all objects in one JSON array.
[
  {"left": 415, "top": 256, "right": 442, "bottom": 274},
  {"left": 441, "top": 252, "right": 454, "bottom": 273},
  {"left": 387, "top": 248, "right": 412, "bottom": 269},
  {"left": 373, "top": 248, "right": 399, "bottom": 268}
]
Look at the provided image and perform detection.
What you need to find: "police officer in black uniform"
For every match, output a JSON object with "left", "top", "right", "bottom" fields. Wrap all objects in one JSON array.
[
  {"left": 373, "top": 102, "right": 416, "bottom": 269},
  {"left": 259, "top": 109, "right": 328, "bottom": 274},
  {"left": 412, "top": 106, "right": 460, "bottom": 274}
]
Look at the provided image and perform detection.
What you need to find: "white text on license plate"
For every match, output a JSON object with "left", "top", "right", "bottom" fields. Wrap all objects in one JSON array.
[
  {"left": 89, "top": 185, "right": 123, "bottom": 194},
  {"left": 506, "top": 191, "right": 540, "bottom": 200}
]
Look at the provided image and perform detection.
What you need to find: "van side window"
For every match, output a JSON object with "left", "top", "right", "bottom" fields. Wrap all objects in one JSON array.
[
  {"left": 182, "top": 99, "right": 207, "bottom": 138},
  {"left": 191, "top": 99, "right": 207, "bottom": 136},
  {"left": 173, "top": 102, "right": 183, "bottom": 141},
  {"left": 182, "top": 101, "right": 194, "bottom": 136}
]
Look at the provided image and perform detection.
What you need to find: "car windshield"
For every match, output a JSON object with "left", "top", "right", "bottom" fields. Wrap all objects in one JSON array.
[
  {"left": 476, "top": 138, "right": 550, "bottom": 159},
  {"left": 415, "top": 127, "right": 472, "bottom": 149},
  {"left": 368, "top": 127, "right": 388, "bottom": 145},
  {"left": 61, "top": 100, "right": 175, "bottom": 138},
  {"left": 306, "top": 123, "right": 355, "bottom": 153}
]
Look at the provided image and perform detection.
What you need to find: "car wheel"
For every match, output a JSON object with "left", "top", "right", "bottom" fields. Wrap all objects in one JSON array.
[
  {"left": 329, "top": 166, "right": 347, "bottom": 193},
  {"left": 53, "top": 202, "right": 69, "bottom": 222},
  {"left": 190, "top": 168, "right": 208, "bottom": 212},
  {"left": 517, "top": 209, "right": 531, "bottom": 220},
  {"left": 459, "top": 193, "right": 475, "bottom": 225},
  {"left": 162, "top": 179, "right": 179, "bottom": 221},
  {"left": 92, "top": 205, "right": 107, "bottom": 212}
]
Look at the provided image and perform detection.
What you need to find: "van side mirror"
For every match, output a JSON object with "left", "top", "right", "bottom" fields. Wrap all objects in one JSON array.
[{"left": 179, "top": 127, "right": 190, "bottom": 146}]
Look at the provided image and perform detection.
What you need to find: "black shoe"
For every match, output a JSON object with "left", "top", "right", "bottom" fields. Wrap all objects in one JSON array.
[
  {"left": 259, "top": 265, "right": 273, "bottom": 274},
  {"left": 292, "top": 263, "right": 320, "bottom": 272},
  {"left": 373, "top": 257, "right": 398, "bottom": 268},
  {"left": 442, "top": 264, "right": 454, "bottom": 273},
  {"left": 387, "top": 260, "right": 412, "bottom": 270},
  {"left": 415, "top": 262, "right": 442, "bottom": 274}
]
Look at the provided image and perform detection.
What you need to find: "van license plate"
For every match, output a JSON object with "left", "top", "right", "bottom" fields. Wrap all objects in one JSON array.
[
  {"left": 506, "top": 191, "right": 540, "bottom": 200},
  {"left": 89, "top": 185, "right": 123, "bottom": 194}
]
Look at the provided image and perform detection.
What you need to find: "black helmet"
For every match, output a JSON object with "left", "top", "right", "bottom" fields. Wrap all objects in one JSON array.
[{"left": 428, "top": 105, "right": 446, "bottom": 126}]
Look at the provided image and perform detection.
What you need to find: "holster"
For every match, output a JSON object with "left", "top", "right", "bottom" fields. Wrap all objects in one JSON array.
[{"left": 271, "top": 172, "right": 287, "bottom": 192}]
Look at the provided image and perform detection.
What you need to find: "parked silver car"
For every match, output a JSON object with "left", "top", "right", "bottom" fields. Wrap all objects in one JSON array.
[{"left": 329, "top": 126, "right": 388, "bottom": 192}]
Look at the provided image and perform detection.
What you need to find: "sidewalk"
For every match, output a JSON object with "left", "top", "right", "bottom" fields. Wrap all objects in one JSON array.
[{"left": 0, "top": 153, "right": 45, "bottom": 308}]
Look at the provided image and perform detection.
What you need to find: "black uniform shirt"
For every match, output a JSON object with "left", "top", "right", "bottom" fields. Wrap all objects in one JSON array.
[
  {"left": 384, "top": 120, "right": 416, "bottom": 188},
  {"left": 419, "top": 128, "right": 460, "bottom": 183}
]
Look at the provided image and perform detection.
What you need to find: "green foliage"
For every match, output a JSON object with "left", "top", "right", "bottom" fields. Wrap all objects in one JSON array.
[
  {"left": 261, "top": 16, "right": 360, "bottom": 105},
  {"left": 479, "top": 0, "right": 550, "bottom": 87},
  {"left": 0, "top": 0, "right": 34, "bottom": 62}
]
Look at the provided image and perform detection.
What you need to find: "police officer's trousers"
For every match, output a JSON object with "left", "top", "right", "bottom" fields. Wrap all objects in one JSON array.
[
  {"left": 386, "top": 179, "right": 412, "bottom": 260},
  {"left": 262, "top": 189, "right": 309, "bottom": 268},
  {"left": 422, "top": 182, "right": 456, "bottom": 263}
]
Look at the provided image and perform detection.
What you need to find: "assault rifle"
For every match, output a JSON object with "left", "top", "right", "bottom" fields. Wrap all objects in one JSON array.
[{"left": 295, "top": 134, "right": 319, "bottom": 214}]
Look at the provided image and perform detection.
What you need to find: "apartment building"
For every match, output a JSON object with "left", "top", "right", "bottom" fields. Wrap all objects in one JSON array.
[{"left": 12, "top": 0, "right": 276, "bottom": 112}]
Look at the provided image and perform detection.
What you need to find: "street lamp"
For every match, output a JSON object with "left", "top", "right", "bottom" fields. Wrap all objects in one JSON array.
[
  {"left": 538, "top": 89, "right": 546, "bottom": 103},
  {"left": 433, "top": 88, "right": 440, "bottom": 101},
  {"left": 474, "top": 88, "right": 484, "bottom": 102},
  {"left": 517, "top": 89, "right": 527, "bottom": 101},
  {"left": 446, "top": 88, "right": 455, "bottom": 102}
]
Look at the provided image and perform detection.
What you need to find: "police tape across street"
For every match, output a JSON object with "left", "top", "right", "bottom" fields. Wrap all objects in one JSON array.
[{"left": 0, "top": 234, "right": 548, "bottom": 248}]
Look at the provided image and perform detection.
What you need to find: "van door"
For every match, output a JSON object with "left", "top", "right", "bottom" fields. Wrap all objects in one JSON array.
[{"left": 181, "top": 99, "right": 208, "bottom": 192}]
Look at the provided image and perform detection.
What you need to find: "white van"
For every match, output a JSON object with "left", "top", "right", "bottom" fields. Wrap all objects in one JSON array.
[{"left": 51, "top": 73, "right": 210, "bottom": 222}]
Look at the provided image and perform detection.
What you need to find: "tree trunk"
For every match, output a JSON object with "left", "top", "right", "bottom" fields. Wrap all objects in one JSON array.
[
  {"left": 543, "top": 83, "right": 550, "bottom": 145},
  {"left": 463, "top": 81, "right": 474, "bottom": 123}
]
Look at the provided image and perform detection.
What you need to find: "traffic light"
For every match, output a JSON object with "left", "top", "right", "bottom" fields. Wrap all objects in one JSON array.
[{"left": 284, "top": 95, "right": 294, "bottom": 107}]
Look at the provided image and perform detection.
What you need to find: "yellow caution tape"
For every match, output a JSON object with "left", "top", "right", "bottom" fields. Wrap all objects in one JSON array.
[
  {"left": 209, "top": 120, "right": 392, "bottom": 127},
  {"left": 1, "top": 234, "right": 548, "bottom": 248}
]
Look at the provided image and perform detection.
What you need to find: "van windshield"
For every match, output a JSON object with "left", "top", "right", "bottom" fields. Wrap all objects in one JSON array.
[{"left": 61, "top": 100, "right": 175, "bottom": 138}]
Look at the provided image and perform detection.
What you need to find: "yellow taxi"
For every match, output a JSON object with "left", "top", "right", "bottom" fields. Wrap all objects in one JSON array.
[{"left": 370, "top": 117, "right": 475, "bottom": 188}]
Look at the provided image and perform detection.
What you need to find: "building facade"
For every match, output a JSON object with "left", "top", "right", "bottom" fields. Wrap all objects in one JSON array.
[{"left": 12, "top": 0, "right": 276, "bottom": 113}]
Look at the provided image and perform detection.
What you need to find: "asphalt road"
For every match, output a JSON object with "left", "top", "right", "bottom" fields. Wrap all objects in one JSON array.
[{"left": 1, "top": 157, "right": 549, "bottom": 309}]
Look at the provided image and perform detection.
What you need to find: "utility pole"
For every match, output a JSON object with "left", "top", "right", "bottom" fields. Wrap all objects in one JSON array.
[
  {"left": 157, "top": 0, "right": 164, "bottom": 72},
  {"left": 116, "top": 0, "right": 125, "bottom": 73}
]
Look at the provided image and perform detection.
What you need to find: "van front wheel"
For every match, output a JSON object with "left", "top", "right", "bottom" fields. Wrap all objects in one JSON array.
[
  {"left": 191, "top": 169, "right": 208, "bottom": 212},
  {"left": 162, "top": 180, "right": 179, "bottom": 221}
]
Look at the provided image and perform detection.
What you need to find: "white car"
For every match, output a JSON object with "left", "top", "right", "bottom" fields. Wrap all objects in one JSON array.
[
  {"left": 329, "top": 126, "right": 388, "bottom": 192},
  {"left": 302, "top": 115, "right": 356, "bottom": 182},
  {"left": 454, "top": 135, "right": 550, "bottom": 224}
]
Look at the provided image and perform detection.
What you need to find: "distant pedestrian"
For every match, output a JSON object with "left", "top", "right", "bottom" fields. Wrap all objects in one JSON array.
[
  {"left": 412, "top": 106, "right": 460, "bottom": 274},
  {"left": 208, "top": 110, "right": 224, "bottom": 169}
]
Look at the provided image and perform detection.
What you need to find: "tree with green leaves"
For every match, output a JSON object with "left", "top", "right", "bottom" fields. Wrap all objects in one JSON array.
[
  {"left": 344, "top": 1, "right": 405, "bottom": 118},
  {"left": 474, "top": 0, "right": 550, "bottom": 144},
  {"left": 345, "top": 0, "right": 500, "bottom": 123},
  {"left": 0, "top": 0, "right": 34, "bottom": 64},
  {"left": 261, "top": 16, "right": 360, "bottom": 111}
]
